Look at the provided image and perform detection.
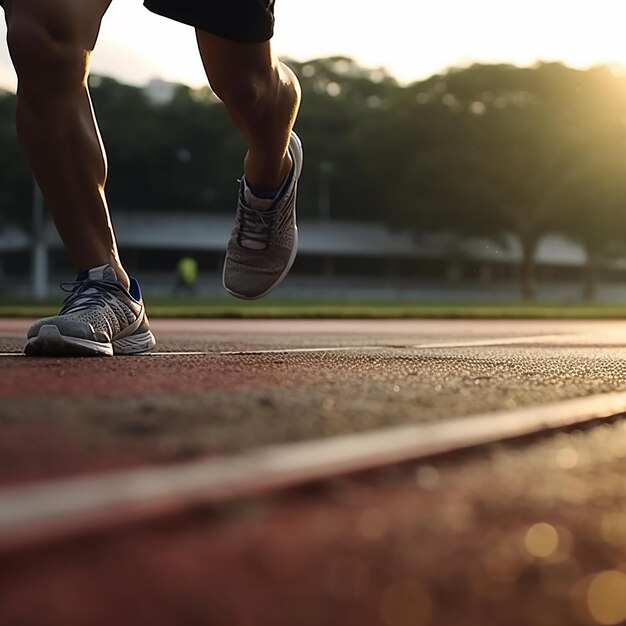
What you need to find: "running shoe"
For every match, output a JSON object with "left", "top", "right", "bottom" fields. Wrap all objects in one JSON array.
[
  {"left": 24, "top": 264, "right": 156, "bottom": 357},
  {"left": 223, "top": 131, "right": 303, "bottom": 299}
]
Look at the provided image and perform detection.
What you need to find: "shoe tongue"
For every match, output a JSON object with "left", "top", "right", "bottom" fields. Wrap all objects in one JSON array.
[
  {"left": 240, "top": 183, "right": 275, "bottom": 250},
  {"left": 87, "top": 264, "right": 118, "bottom": 282}
]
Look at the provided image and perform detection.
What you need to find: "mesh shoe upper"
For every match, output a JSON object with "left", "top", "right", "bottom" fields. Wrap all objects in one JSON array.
[
  {"left": 223, "top": 131, "right": 303, "bottom": 299},
  {"left": 27, "top": 265, "right": 148, "bottom": 343}
]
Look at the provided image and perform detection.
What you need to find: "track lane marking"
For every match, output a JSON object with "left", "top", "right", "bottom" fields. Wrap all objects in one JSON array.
[
  {"left": 0, "top": 334, "right": 585, "bottom": 358},
  {"left": 407, "top": 333, "right": 587, "bottom": 349},
  {"left": 147, "top": 351, "right": 208, "bottom": 356},
  {"left": 1, "top": 390, "right": 626, "bottom": 554},
  {"left": 218, "top": 333, "right": 591, "bottom": 354},
  {"left": 0, "top": 351, "right": 212, "bottom": 357},
  {"left": 4, "top": 330, "right": 625, "bottom": 358},
  {"left": 220, "top": 346, "right": 389, "bottom": 354}
]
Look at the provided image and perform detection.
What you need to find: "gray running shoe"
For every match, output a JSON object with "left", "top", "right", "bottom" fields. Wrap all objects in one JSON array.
[
  {"left": 24, "top": 264, "right": 156, "bottom": 357},
  {"left": 223, "top": 131, "right": 303, "bottom": 300}
]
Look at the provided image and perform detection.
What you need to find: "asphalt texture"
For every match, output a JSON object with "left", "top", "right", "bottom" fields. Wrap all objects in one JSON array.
[{"left": 3, "top": 318, "right": 626, "bottom": 625}]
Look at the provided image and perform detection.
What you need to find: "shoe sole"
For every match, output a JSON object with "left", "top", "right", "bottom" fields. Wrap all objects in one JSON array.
[
  {"left": 223, "top": 132, "right": 303, "bottom": 301},
  {"left": 24, "top": 324, "right": 156, "bottom": 357}
]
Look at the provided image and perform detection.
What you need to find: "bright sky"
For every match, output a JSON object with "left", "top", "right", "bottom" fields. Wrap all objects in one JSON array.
[{"left": 1, "top": 0, "right": 626, "bottom": 91}]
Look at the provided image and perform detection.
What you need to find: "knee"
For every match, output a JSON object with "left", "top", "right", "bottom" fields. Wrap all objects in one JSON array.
[
  {"left": 7, "top": 13, "right": 89, "bottom": 96},
  {"left": 210, "top": 67, "right": 280, "bottom": 113}
]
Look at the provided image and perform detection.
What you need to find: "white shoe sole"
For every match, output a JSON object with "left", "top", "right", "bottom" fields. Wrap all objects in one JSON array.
[{"left": 24, "top": 324, "right": 156, "bottom": 357}]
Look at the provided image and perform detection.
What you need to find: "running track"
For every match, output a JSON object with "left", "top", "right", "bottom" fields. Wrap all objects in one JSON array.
[{"left": 2, "top": 318, "right": 626, "bottom": 625}]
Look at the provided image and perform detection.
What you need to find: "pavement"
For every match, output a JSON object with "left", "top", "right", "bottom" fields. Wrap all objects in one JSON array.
[{"left": 2, "top": 318, "right": 626, "bottom": 625}]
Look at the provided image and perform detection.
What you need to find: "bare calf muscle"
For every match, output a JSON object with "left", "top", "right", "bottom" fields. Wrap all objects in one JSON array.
[
  {"left": 2, "top": 0, "right": 157, "bottom": 357},
  {"left": 5, "top": 0, "right": 128, "bottom": 283},
  {"left": 2, "top": 0, "right": 302, "bottom": 355}
]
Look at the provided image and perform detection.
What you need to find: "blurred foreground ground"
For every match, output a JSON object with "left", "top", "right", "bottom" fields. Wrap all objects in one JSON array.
[{"left": 2, "top": 319, "right": 626, "bottom": 625}]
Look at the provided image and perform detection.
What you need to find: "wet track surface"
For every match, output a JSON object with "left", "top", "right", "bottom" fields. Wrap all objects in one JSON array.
[{"left": 3, "top": 319, "right": 626, "bottom": 625}]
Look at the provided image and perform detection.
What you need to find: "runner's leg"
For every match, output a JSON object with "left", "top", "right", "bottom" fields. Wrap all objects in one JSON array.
[
  {"left": 195, "top": 33, "right": 301, "bottom": 191},
  {"left": 4, "top": 0, "right": 130, "bottom": 287}
]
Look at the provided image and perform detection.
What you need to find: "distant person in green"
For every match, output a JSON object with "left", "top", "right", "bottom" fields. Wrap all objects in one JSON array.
[
  {"left": 175, "top": 256, "right": 199, "bottom": 296},
  {"left": 1, "top": 0, "right": 303, "bottom": 356}
]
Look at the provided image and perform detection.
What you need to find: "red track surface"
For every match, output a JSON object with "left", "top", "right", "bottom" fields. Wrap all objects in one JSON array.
[
  {"left": 3, "top": 420, "right": 626, "bottom": 626},
  {"left": 0, "top": 353, "right": 293, "bottom": 398},
  {"left": 3, "top": 319, "right": 626, "bottom": 625}
]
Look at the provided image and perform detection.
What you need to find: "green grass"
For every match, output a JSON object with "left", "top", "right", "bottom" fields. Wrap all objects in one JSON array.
[{"left": 2, "top": 297, "right": 626, "bottom": 319}]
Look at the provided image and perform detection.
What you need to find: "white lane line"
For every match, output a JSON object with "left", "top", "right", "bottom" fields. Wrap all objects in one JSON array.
[
  {"left": 1, "top": 390, "right": 626, "bottom": 553},
  {"left": 0, "top": 352, "right": 211, "bottom": 357},
  {"left": 220, "top": 346, "right": 387, "bottom": 355},
  {"left": 0, "top": 334, "right": 577, "bottom": 358},
  {"left": 409, "top": 333, "right": 583, "bottom": 350},
  {"left": 147, "top": 351, "right": 208, "bottom": 356},
  {"left": 3, "top": 330, "right": 621, "bottom": 358},
  {"left": 219, "top": 333, "right": 586, "bottom": 355}
]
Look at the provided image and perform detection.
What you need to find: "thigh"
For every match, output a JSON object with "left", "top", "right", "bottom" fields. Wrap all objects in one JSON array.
[
  {"left": 144, "top": 0, "right": 275, "bottom": 43},
  {"left": 4, "top": 0, "right": 112, "bottom": 49},
  {"left": 196, "top": 30, "right": 274, "bottom": 94}
]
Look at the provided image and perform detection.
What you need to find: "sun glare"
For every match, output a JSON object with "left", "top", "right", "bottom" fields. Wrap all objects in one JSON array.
[{"left": 3, "top": 0, "right": 626, "bottom": 91}]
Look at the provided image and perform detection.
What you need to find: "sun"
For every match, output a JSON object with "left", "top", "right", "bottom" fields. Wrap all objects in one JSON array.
[{"left": 5, "top": 0, "right": 626, "bottom": 93}]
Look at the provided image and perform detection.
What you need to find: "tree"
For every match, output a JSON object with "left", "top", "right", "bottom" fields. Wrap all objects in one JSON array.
[
  {"left": 286, "top": 57, "right": 400, "bottom": 221},
  {"left": 550, "top": 149, "right": 626, "bottom": 300},
  {"left": 357, "top": 62, "right": 626, "bottom": 299},
  {"left": 0, "top": 90, "right": 31, "bottom": 229}
]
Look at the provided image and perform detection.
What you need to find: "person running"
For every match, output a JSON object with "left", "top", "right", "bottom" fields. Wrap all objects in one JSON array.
[
  {"left": 175, "top": 256, "right": 199, "bottom": 296},
  {"left": 1, "top": 0, "right": 302, "bottom": 356}
]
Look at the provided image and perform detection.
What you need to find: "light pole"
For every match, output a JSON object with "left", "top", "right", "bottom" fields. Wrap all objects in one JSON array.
[
  {"left": 31, "top": 181, "right": 48, "bottom": 299},
  {"left": 318, "top": 160, "right": 333, "bottom": 221},
  {"left": 318, "top": 160, "right": 334, "bottom": 278}
]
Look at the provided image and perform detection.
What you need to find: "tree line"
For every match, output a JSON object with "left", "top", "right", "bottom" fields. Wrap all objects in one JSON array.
[{"left": 2, "top": 57, "right": 626, "bottom": 299}]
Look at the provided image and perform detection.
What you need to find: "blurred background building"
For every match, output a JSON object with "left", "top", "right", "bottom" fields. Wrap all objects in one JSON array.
[
  {"left": 2, "top": 210, "right": 626, "bottom": 302},
  {"left": 3, "top": 58, "right": 626, "bottom": 302}
]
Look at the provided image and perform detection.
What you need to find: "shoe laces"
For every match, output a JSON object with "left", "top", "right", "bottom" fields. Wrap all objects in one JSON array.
[
  {"left": 59, "top": 279, "right": 126, "bottom": 315},
  {"left": 236, "top": 202, "right": 279, "bottom": 248}
]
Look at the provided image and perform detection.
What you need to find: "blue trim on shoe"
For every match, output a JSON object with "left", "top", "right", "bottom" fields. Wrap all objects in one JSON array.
[
  {"left": 129, "top": 276, "right": 143, "bottom": 301},
  {"left": 246, "top": 183, "right": 280, "bottom": 200}
]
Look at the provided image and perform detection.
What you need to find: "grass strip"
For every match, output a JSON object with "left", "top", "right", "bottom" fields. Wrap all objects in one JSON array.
[{"left": 1, "top": 298, "right": 626, "bottom": 319}]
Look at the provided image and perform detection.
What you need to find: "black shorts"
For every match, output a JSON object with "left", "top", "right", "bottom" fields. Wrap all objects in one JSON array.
[
  {"left": 143, "top": 0, "right": 275, "bottom": 43},
  {"left": 0, "top": 1, "right": 273, "bottom": 42}
]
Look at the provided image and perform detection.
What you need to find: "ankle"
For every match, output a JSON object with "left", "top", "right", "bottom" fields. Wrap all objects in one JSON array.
[
  {"left": 244, "top": 150, "right": 292, "bottom": 191},
  {"left": 108, "top": 261, "right": 130, "bottom": 289},
  {"left": 77, "top": 261, "right": 130, "bottom": 290}
]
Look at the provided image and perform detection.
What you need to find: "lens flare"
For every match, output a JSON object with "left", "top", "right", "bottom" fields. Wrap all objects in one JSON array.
[
  {"left": 524, "top": 523, "right": 559, "bottom": 559},
  {"left": 587, "top": 571, "right": 626, "bottom": 625}
]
